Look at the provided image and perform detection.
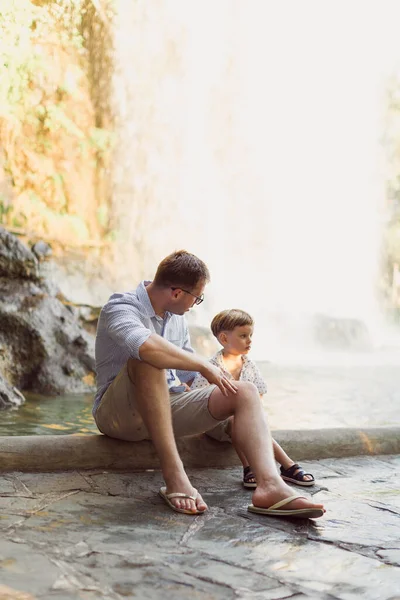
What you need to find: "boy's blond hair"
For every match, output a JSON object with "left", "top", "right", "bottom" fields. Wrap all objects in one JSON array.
[{"left": 211, "top": 309, "right": 254, "bottom": 339}]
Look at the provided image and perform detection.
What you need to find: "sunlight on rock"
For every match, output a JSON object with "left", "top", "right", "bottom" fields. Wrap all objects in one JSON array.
[
  {"left": 0, "top": 586, "right": 36, "bottom": 600},
  {"left": 270, "top": 561, "right": 290, "bottom": 571},
  {"left": 0, "top": 559, "right": 17, "bottom": 570},
  {"left": 359, "top": 431, "right": 375, "bottom": 454},
  {"left": 82, "top": 372, "right": 95, "bottom": 386}
]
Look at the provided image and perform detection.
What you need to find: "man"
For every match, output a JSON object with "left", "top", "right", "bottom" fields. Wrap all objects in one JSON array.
[{"left": 94, "top": 250, "right": 325, "bottom": 518}]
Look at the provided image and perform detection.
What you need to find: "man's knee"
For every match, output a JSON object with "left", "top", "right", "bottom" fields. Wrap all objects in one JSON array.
[
  {"left": 232, "top": 381, "right": 261, "bottom": 409},
  {"left": 236, "top": 380, "right": 259, "bottom": 398}
]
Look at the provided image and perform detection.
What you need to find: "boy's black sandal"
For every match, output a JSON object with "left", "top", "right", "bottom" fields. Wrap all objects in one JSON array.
[
  {"left": 243, "top": 465, "right": 257, "bottom": 489},
  {"left": 280, "top": 463, "right": 315, "bottom": 487}
]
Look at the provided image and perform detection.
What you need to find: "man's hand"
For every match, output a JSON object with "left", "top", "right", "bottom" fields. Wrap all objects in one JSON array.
[
  {"left": 139, "top": 334, "right": 237, "bottom": 396},
  {"left": 200, "top": 363, "right": 238, "bottom": 396}
]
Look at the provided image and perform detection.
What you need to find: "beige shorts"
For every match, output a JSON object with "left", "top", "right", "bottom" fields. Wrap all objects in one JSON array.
[{"left": 94, "top": 364, "right": 231, "bottom": 442}]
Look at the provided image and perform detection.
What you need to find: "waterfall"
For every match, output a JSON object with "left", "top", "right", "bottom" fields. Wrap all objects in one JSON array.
[{"left": 110, "top": 0, "right": 400, "bottom": 359}]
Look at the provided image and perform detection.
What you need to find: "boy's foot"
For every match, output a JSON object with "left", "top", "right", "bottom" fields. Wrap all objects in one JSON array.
[
  {"left": 243, "top": 465, "right": 257, "bottom": 489},
  {"left": 243, "top": 463, "right": 315, "bottom": 489},
  {"left": 280, "top": 463, "right": 315, "bottom": 487}
]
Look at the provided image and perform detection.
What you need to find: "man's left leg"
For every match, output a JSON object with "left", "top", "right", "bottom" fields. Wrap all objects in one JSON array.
[{"left": 207, "top": 382, "right": 325, "bottom": 514}]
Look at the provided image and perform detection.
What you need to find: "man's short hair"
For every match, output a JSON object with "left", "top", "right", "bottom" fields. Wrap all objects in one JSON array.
[
  {"left": 211, "top": 309, "right": 254, "bottom": 338},
  {"left": 153, "top": 250, "right": 210, "bottom": 290}
]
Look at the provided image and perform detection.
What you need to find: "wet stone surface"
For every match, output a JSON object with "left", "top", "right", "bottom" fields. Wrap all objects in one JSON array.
[{"left": 0, "top": 455, "right": 399, "bottom": 599}]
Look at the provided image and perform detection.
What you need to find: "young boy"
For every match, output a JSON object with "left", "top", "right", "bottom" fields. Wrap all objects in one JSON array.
[{"left": 191, "top": 309, "right": 315, "bottom": 489}]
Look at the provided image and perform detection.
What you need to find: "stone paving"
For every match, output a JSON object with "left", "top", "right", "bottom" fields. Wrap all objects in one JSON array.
[{"left": 0, "top": 455, "right": 399, "bottom": 600}]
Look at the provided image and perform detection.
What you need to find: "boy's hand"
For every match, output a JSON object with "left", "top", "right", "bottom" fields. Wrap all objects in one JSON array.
[{"left": 200, "top": 363, "right": 238, "bottom": 396}]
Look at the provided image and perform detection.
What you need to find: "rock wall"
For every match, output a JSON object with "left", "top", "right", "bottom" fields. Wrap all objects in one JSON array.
[{"left": 0, "top": 228, "right": 96, "bottom": 408}]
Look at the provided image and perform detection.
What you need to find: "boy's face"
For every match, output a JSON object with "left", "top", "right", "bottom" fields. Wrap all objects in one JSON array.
[{"left": 220, "top": 325, "right": 253, "bottom": 355}]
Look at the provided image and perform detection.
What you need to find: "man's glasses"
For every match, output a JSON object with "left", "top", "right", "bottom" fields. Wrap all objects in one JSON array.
[{"left": 171, "top": 287, "right": 204, "bottom": 305}]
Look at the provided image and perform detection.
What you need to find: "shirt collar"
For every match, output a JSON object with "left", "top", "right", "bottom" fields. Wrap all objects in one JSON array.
[
  {"left": 215, "top": 349, "right": 249, "bottom": 367},
  {"left": 136, "top": 280, "right": 171, "bottom": 321}
]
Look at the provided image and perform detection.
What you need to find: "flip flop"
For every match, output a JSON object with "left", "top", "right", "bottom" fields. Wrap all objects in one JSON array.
[
  {"left": 248, "top": 494, "right": 324, "bottom": 519},
  {"left": 159, "top": 486, "right": 206, "bottom": 515}
]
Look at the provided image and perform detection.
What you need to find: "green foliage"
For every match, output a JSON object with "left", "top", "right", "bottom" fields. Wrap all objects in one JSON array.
[
  {"left": 0, "top": 1, "right": 84, "bottom": 119},
  {"left": 0, "top": 0, "right": 114, "bottom": 244},
  {"left": 0, "top": 194, "right": 12, "bottom": 224},
  {"left": 89, "top": 127, "right": 115, "bottom": 156}
]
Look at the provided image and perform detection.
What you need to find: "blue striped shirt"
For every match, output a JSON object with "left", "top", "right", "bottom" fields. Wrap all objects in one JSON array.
[{"left": 93, "top": 281, "right": 197, "bottom": 414}]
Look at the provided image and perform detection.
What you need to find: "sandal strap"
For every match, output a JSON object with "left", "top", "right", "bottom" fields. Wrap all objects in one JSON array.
[
  {"left": 165, "top": 488, "right": 197, "bottom": 502},
  {"left": 280, "top": 464, "right": 315, "bottom": 482},
  {"left": 243, "top": 466, "right": 256, "bottom": 482},
  {"left": 280, "top": 463, "right": 300, "bottom": 477},
  {"left": 268, "top": 494, "right": 304, "bottom": 511}
]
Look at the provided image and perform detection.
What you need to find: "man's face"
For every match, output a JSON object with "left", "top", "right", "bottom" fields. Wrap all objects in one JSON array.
[{"left": 169, "top": 280, "right": 206, "bottom": 315}]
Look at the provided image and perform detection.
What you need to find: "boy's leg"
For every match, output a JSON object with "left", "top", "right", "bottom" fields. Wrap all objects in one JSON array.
[
  {"left": 219, "top": 424, "right": 309, "bottom": 486},
  {"left": 272, "top": 438, "right": 295, "bottom": 469},
  {"left": 208, "top": 382, "right": 325, "bottom": 512},
  {"left": 224, "top": 417, "right": 257, "bottom": 485},
  {"left": 272, "top": 439, "right": 314, "bottom": 482}
]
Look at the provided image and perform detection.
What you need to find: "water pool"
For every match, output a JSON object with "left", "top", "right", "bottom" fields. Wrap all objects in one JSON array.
[{"left": 2, "top": 362, "right": 399, "bottom": 436}]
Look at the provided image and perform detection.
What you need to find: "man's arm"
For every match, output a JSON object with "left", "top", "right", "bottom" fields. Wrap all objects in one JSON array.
[
  {"left": 105, "top": 301, "right": 152, "bottom": 358},
  {"left": 139, "top": 334, "right": 237, "bottom": 395},
  {"left": 139, "top": 333, "right": 206, "bottom": 372}
]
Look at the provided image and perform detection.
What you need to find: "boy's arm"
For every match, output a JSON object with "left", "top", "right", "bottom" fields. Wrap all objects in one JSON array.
[
  {"left": 246, "top": 359, "right": 268, "bottom": 394},
  {"left": 188, "top": 372, "right": 210, "bottom": 390}
]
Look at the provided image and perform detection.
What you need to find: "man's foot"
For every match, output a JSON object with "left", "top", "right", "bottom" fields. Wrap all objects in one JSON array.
[
  {"left": 248, "top": 494, "right": 324, "bottom": 519},
  {"left": 159, "top": 487, "right": 207, "bottom": 515},
  {"left": 252, "top": 482, "right": 325, "bottom": 515},
  {"left": 163, "top": 474, "right": 207, "bottom": 513}
]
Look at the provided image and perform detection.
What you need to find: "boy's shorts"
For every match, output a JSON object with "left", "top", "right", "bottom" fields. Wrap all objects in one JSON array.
[{"left": 94, "top": 364, "right": 231, "bottom": 442}]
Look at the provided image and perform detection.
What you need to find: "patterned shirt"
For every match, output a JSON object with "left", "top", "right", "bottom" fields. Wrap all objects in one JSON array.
[
  {"left": 190, "top": 349, "right": 268, "bottom": 395},
  {"left": 93, "top": 280, "right": 196, "bottom": 414}
]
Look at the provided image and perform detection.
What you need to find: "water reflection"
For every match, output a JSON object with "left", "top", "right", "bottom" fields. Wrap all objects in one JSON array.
[
  {"left": 0, "top": 392, "right": 98, "bottom": 436},
  {"left": 262, "top": 363, "right": 400, "bottom": 430},
  {"left": 1, "top": 363, "right": 399, "bottom": 436}
]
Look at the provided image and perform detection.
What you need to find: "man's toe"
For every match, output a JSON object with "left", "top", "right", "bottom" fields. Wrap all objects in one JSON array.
[{"left": 196, "top": 494, "right": 207, "bottom": 512}]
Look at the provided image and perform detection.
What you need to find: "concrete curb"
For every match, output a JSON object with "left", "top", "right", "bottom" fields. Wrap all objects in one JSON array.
[{"left": 0, "top": 427, "right": 399, "bottom": 472}]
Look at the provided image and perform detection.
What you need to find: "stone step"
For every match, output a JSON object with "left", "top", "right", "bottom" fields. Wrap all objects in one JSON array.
[{"left": 0, "top": 427, "right": 399, "bottom": 472}]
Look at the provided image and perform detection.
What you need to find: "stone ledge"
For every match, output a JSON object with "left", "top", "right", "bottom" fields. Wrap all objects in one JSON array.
[{"left": 0, "top": 427, "right": 399, "bottom": 472}]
